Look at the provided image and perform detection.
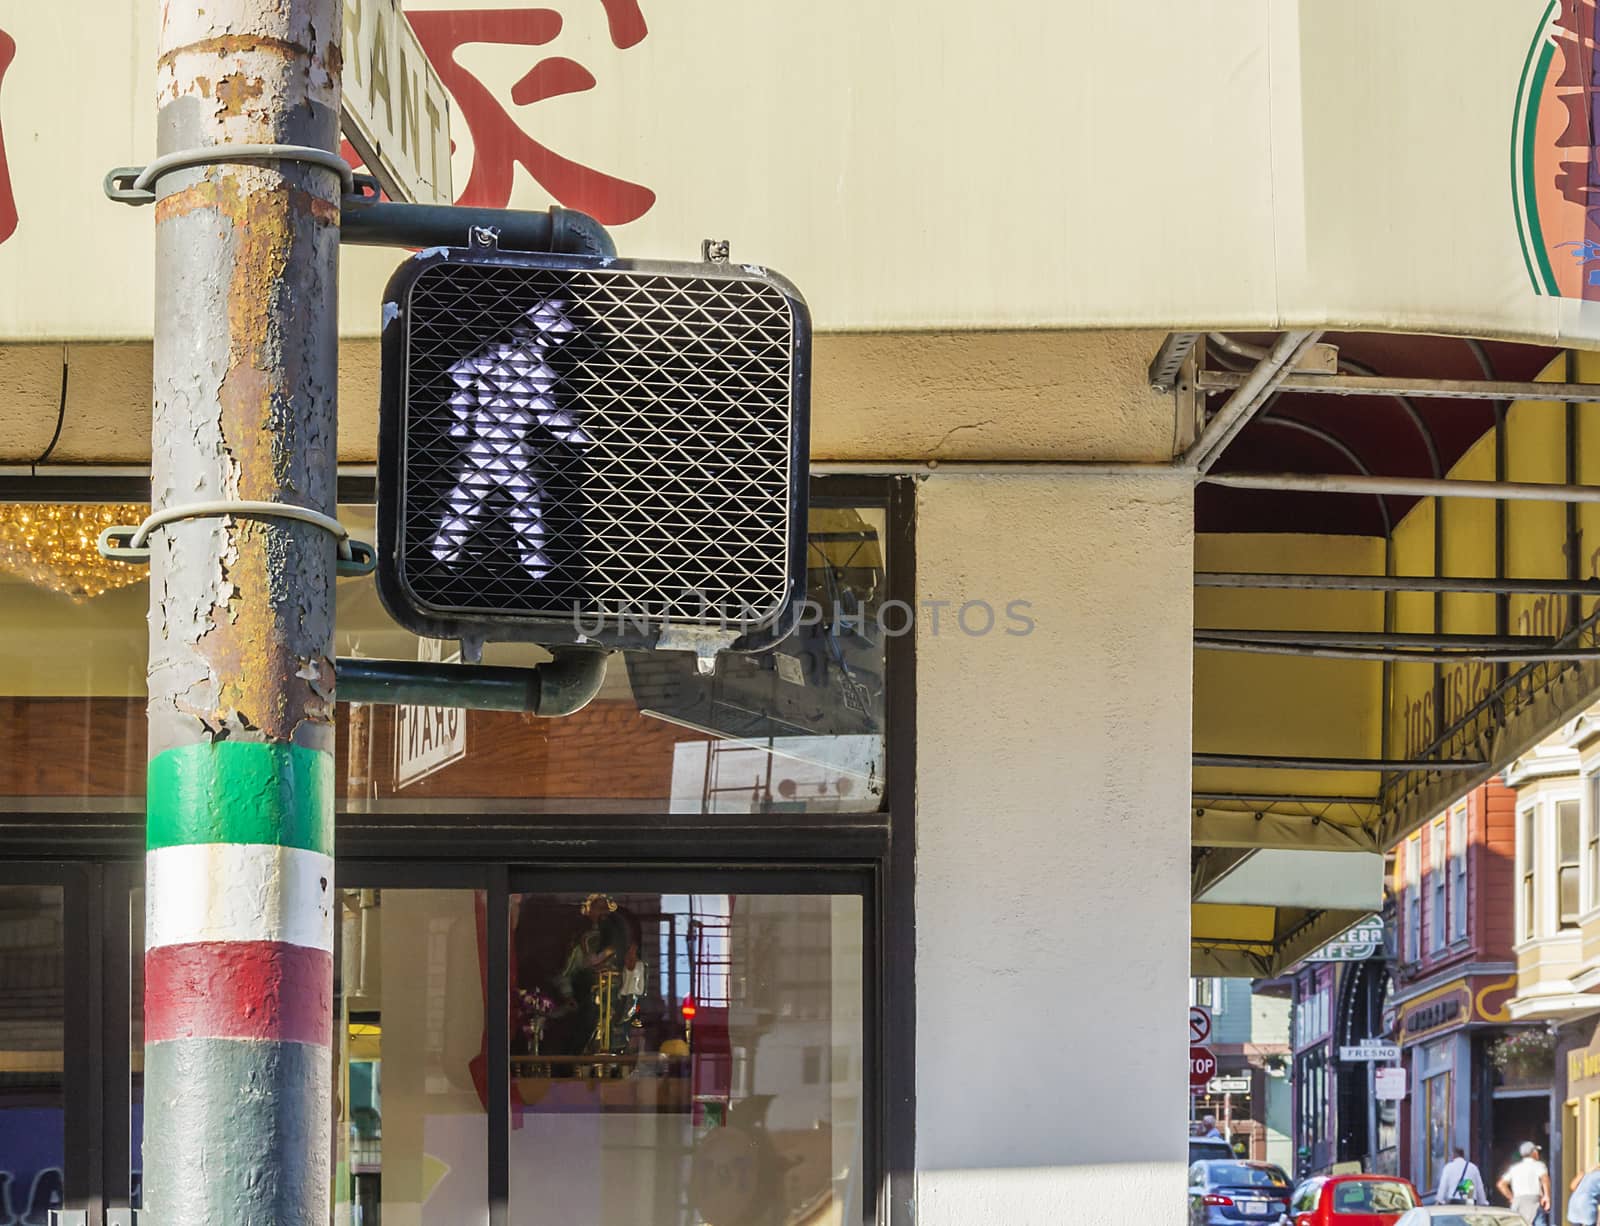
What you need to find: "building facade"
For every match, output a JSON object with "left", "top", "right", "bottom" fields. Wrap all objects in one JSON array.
[
  {"left": 1391, "top": 780, "right": 1535, "bottom": 1204},
  {"left": 1190, "top": 977, "right": 1292, "bottom": 1167}
]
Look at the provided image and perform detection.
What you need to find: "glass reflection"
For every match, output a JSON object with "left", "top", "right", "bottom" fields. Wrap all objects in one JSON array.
[
  {"left": 334, "top": 889, "right": 489, "bottom": 1226},
  {"left": 0, "top": 500, "right": 887, "bottom": 817},
  {"left": 0, "top": 886, "right": 64, "bottom": 1223},
  {"left": 508, "top": 891, "right": 864, "bottom": 1225}
]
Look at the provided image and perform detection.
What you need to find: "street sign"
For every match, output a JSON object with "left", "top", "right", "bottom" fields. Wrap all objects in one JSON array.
[
  {"left": 1375, "top": 1067, "right": 1408, "bottom": 1101},
  {"left": 1190, "top": 1006, "right": 1213, "bottom": 1044},
  {"left": 341, "top": 0, "right": 453, "bottom": 204},
  {"left": 376, "top": 247, "right": 812, "bottom": 660},
  {"left": 1207, "top": 1076, "right": 1250, "bottom": 1095},
  {"left": 1190, "top": 1046, "right": 1218, "bottom": 1090},
  {"left": 393, "top": 639, "right": 467, "bottom": 787},
  {"left": 1339, "top": 1044, "right": 1400, "bottom": 1062}
]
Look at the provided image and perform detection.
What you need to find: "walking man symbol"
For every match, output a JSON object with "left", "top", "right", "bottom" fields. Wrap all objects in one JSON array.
[{"left": 429, "top": 298, "right": 591, "bottom": 577}]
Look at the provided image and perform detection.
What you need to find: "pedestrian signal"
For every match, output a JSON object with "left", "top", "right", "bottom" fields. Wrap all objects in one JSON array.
[{"left": 375, "top": 246, "right": 811, "bottom": 657}]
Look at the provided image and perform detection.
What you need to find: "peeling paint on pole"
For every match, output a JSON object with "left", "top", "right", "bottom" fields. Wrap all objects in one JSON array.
[{"left": 147, "top": 0, "right": 341, "bottom": 1220}]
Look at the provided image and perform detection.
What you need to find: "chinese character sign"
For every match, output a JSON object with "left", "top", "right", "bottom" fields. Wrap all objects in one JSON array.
[
  {"left": 0, "top": 27, "right": 16, "bottom": 248},
  {"left": 407, "top": 3, "right": 656, "bottom": 225}
]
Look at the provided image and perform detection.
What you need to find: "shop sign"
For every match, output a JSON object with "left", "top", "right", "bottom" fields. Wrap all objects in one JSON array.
[
  {"left": 1396, "top": 974, "right": 1517, "bottom": 1043},
  {"left": 1570, "top": 1047, "right": 1600, "bottom": 1086},
  {"left": 1375, "top": 1067, "right": 1408, "bottom": 1101},
  {"left": 1340, "top": 1043, "right": 1400, "bottom": 1062},
  {"left": 393, "top": 639, "right": 467, "bottom": 787},
  {"left": 1306, "top": 918, "right": 1386, "bottom": 962}
]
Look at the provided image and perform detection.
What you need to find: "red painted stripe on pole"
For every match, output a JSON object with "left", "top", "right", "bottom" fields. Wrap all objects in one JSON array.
[{"left": 145, "top": 941, "right": 332, "bottom": 1047}]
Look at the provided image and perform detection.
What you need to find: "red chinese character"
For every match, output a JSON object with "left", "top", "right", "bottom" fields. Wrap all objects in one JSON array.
[
  {"left": 0, "top": 28, "right": 16, "bottom": 246},
  {"left": 409, "top": 5, "right": 655, "bottom": 225}
]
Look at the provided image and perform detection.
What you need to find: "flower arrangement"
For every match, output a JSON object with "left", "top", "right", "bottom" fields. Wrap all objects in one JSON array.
[
  {"left": 518, "top": 986, "right": 558, "bottom": 1054},
  {"left": 1489, "top": 1028, "right": 1556, "bottom": 1085}
]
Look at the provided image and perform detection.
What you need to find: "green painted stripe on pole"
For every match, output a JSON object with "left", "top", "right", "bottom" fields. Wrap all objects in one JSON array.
[{"left": 147, "top": 741, "right": 332, "bottom": 854}]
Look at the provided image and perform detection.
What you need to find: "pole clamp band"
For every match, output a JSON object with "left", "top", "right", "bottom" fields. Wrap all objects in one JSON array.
[
  {"left": 104, "top": 144, "right": 355, "bottom": 206},
  {"left": 98, "top": 500, "right": 375, "bottom": 577}
]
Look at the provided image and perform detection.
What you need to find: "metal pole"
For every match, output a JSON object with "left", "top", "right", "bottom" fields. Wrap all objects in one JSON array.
[
  {"left": 1194, "top": 572, "right": 1600, "bottom": 596},
  {"left": 146, "top": 2, "right": 340, "bottom": 1221},
  {"left": 1202, "top": 472, "right": 1600, "bottom": 503},
  {"left": 1193, "top": 753, "right": 1484, "bottom": 772},
  {"left": 1196, "top": 629, "right": 1564, "bottom": 649},
  {"left": 1191, "top": 369, "right": 1600, "bottom": 403},
  {"left": 1194, "top": 639, "right": 1600, "bottom": 663},
  {"left": 1367, "top": 1059, "right": 1378, "bottom": 1172}
]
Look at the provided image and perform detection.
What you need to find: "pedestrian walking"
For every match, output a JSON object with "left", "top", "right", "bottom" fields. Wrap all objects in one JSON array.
[
  {"left": 1438, "top": 1147, "right": 1489, "bottom": 1205},
  {"left": 1568, "top": 1162, "right": 1600, "bottom": 1226},
  {"left": 1499, "top": 1142, "right": 1552, "bottom": 1225}
]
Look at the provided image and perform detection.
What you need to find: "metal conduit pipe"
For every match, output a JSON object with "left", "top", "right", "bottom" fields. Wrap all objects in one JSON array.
[
  {"left": 1194, "top": 572, "right": 1600, "bottom": 595},
  {"left": 337, "top": 650, "right": 612, "bottom": 715},
  {"left": 1194, "top": 752, "right": 1484, "bottom": 772},
  {"left": 1203, "top": 472, "right": 1600, "bottom": 502},
  {"left": 339, "top": 198, "right": 618, "bottom": 260},
  {"left": 1195, "top": 639, "right": 1600, "bottom": 663}
]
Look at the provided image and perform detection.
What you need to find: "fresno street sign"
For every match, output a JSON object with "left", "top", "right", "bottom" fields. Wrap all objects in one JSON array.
[{"left": 341, "top": 0, "right": 452, "bottom": 204}]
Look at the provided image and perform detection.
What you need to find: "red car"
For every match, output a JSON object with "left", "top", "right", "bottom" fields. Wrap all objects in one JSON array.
[{"left": 1286, "top": 1175, "right": 1420, "bottom": 1226}]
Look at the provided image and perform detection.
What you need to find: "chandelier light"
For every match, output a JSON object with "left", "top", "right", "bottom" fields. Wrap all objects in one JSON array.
[{"left": 0, "top": 503, "right": 150, "bottom": 601}]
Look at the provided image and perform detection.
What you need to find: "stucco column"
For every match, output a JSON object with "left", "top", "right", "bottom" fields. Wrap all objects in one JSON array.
[{"left": 914, "top": 469, "right": 1193, "bottom": 1225}]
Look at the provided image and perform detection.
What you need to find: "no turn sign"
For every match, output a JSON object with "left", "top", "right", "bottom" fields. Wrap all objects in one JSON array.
[{"left": 1190, "top": 1006, "right": 1213, "bottom": 1045}]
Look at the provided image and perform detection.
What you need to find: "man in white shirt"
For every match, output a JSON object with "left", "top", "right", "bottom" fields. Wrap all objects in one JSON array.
[
  {"left": 1498, "top": 1142, "right": 1551, "bottom": 1224},
  {"left": 1437, "top": 1147, "right": 1489, "bottom": 1205}
]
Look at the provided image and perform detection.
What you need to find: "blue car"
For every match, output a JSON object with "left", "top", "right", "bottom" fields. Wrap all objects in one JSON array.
[{"left": 1188, "top": 1160, "right": 1293, "bottom": 1225}]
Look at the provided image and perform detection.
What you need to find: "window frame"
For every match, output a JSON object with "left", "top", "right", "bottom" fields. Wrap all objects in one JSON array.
[
  {"left": 1587, "top": 772, "right": 1600, "bottom": 917},
  {"left": 1519, "top": 801, "right": 1539, "bottom": 943},
  {"left": 1404, "top": 834, "right": 1422, "bottom": 962},
  {"left": 0, "top": 471, "right": 919, "bottom": 1226},
  {"left": 1448, "top": 803, "right": 1468, "bottom": 944},
  {"left": 1561, "top": 796, "right": 1584, "bottom": 930},
  {"left": 1429, "top": 818, "right": 1447, "bottom": 953}
]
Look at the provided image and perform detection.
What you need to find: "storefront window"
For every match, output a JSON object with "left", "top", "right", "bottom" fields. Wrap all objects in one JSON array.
[
  {"left": 0, "top": 498, "right": 888, "bottom": 819},
  {"left": 1423, "top": 1070, "right": 1451, "bottom": 1193},
  {"left": 0, "top": 886, "right": 64, "bottom": 1222},
  {"left": 506, "top": 890, "right": 865, "bottom": 1225},
  {"left": 333, "top": 888, "right": 490, "bottom": 1225}
]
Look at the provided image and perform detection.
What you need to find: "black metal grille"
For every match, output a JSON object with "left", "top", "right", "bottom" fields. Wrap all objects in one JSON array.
[{"left": 390, "top": 257, "right": 804, "bottom": 633}]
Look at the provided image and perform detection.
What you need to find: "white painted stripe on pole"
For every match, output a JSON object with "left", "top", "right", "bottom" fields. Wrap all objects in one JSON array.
[{"left": 146, "top": 843, "right": 334, "bottom": 952}]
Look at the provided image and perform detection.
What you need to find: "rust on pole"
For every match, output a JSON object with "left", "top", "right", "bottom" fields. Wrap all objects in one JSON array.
[{"left": 145, "top": 0, "right": 341, "bottom": 1221}]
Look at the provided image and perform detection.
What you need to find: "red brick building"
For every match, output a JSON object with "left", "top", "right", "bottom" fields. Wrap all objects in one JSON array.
[{"left": 1390, "top": 779, "right": 1537, "bottom": 1203}]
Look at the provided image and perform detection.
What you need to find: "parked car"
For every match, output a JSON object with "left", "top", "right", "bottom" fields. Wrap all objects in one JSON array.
[
  {"left": 1191, "top": 1137, "right": 1238, "bottom": 1164},
  {"left": 1284, "top": 1174, "right": 1420, "bottom": 1226},
  {"left": 1391, "top": 1209, "right": 1525, "bottom": 1226},
  {"left": 1188, "top": 1160, "right": 1293, "bottom": 1224}
]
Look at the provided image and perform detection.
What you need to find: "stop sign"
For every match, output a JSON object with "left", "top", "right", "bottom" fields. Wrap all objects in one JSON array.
[{"left": 1190, "top": 1045, "right": 1218, "bottom": 1090}]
